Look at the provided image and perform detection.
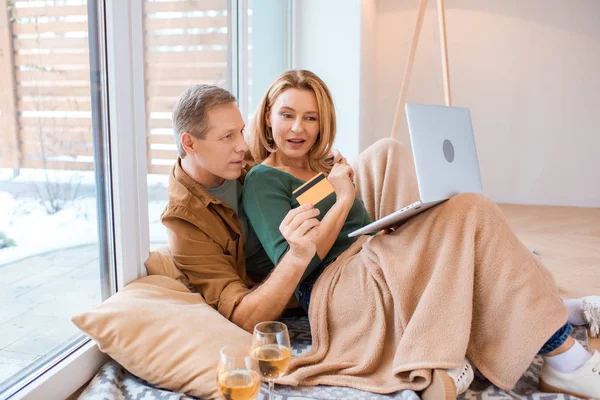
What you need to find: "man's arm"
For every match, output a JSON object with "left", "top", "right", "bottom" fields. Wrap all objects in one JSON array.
[
  {"left": 163, "top": 210, "right": 252, "bottom": 319},
  {"left": 231, "top": 204, "right": 319, "bottom": 331},
  {"left": 231, "top": 252, "right": 310, "bottom": 331},
  {"left": 163, "top": 204, "right": 319, "bottom": 332}
]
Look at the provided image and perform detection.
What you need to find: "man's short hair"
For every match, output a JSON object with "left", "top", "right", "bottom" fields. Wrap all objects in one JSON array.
[{"left": 172, "top": 85, "right": 237, "bottom": 158}]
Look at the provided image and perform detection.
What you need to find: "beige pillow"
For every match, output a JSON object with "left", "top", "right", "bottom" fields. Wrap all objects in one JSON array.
[{"left": 72, "top": 275, "right": 251, "bottom": 399}]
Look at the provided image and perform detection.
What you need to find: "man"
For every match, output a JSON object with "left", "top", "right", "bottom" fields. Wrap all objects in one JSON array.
[{"left": 161, "top": 84, "right": 323, "bottom": 332}]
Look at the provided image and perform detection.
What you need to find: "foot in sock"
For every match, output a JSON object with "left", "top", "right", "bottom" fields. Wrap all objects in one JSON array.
[
  {"left": 563, "top": 296, "right": 600, "bottom": 337},
  {"left": 540, "top": 340, "right": 600, "bottom": 398},
  {"left": 421, "top": 358, "right": 474, "bottom": 399},
  {"left": 447, "top": 360, "right": 474, "bottom": 395}
]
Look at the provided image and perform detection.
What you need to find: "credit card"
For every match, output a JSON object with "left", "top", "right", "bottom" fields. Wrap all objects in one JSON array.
[{"left": 293, "top": 172, "right": 335, "bottom": 207}]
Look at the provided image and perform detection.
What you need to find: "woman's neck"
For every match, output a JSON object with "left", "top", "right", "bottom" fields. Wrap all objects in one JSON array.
[
  {"left": 264, "top": 152, "right": 318, "bottom": 181},
  {"left": 266, "top": 151, "right": 311, "bottom": 171}
]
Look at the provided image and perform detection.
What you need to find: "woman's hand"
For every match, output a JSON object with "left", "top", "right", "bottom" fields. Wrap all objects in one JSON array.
[
  {"left": 328, "top": 161, "right": 356, "bottom": 205},
  {"left": 279, "top": 204, "right": 320, "bottom": 262},
  {"left": 378, "top": 222, "right": 405, "bottom": 235}
]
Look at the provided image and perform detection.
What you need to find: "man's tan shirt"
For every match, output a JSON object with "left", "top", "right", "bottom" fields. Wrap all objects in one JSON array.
[{"left": 161, "top": 158, "right": 254, "bottom": 319}]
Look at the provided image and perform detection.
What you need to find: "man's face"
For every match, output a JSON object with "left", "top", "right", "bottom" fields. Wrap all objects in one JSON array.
[{"left": 185, "top": 103, "right": 248, "bottom": 187}]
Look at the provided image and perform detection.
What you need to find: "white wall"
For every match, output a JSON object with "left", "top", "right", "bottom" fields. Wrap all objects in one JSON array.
[
  {"left": 359, "top": 0, "right": 377, "bottom": 152},
  {"left": 292, "top": 0, "right": 365, "bottom": 161},
  {"left": 373, "top": 0, "right": 600, "bottom": 207}
]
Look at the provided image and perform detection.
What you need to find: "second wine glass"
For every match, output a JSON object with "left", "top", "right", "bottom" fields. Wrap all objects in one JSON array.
[
  {"left": 217, "top": 344, "right": 261, "bottom": 400},
  {"left": 251, "top": 321, "right": 292, "bottom": 400}
]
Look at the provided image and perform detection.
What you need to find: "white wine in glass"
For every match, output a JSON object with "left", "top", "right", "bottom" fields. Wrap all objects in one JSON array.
[
  {"left": 251, "top": 321, "right": 292, "bottom": 400},
  {"left": 217, "top": 345, "right": 261, "bottom": 400},
  {"left": 252, "top": 344, "right": 291, "bottom": 380}
]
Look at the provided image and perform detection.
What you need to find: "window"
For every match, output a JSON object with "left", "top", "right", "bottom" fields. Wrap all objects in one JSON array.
[
  {"left": 144, "top": 0, "right": 231, "bottom": 247},
  {"left": 145, "top": 0, "right": 291, "bottom": 246},
  {"left": 0, "top": 0, "right": 291, "bottom": 397},
  {"left": 242, "top": 0, "right": 292, "bottom": 122},
  {"left": 0, "top": 0, "right": 113, "bottom": 396}
]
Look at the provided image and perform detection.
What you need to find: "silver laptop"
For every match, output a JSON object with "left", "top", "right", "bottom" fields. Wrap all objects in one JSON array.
[{"left": 348, "top": 104, "right": 482, "bottom": 237}]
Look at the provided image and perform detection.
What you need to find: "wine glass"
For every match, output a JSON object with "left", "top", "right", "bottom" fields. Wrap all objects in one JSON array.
[
  {"left": 251, "top": 321, "right": 292, "bottom": 400},
  {"left": 217, "top": 344, "right": 261, "bottom": 400}
]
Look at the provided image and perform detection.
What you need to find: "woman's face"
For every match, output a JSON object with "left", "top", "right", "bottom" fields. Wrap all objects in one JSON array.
[{"left": 268, "top": 88, "right": 320, "bottom": 160}]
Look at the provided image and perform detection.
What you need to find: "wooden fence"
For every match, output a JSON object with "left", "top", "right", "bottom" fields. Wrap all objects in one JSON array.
[{"left": 0, "top": 0, "right": 229, "bottom": 175}]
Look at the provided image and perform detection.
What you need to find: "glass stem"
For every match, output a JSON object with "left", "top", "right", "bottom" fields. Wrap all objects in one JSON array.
[{"left": 268, "top": 380, "right": 274, "bottom": 400}]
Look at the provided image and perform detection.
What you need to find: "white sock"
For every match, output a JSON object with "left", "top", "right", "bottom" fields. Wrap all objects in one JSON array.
[
  {"left": 543, "top": 340, "right": 592, "bottom": 373},
  {"left": 563, "top": 298, "right": 586, "bottom": 326}
]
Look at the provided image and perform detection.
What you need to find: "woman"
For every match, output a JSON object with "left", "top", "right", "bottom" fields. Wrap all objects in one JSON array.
[{"left": 243, "top": 70, "right": 600, "bottom": 399}]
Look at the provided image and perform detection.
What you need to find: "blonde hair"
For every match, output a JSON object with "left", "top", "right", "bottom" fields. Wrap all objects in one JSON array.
[{"left": 249, "top": 70, "right": 336, "bottom": 173}]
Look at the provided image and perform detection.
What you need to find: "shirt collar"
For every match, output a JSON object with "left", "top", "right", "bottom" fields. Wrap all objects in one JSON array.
[{"left": 170, "top": 158, "right": 251, "bottom": 207}]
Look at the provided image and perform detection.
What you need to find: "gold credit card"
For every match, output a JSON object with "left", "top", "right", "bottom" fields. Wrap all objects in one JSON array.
[{"left": 293, "top": 172, "right": 335, "bottom": 207}]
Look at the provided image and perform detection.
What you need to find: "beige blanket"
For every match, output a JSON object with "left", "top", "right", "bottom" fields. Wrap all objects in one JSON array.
[{"left": 279, "top": 138, "right": 568, "bottom": 393}]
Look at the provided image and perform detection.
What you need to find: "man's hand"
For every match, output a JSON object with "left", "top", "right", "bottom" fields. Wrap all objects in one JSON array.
[
  {"left": 327, "top": 148, "right": 347, "bottom": 165},
  {"left": 279, "top": 204, "right": 320, "bottom": 262}
]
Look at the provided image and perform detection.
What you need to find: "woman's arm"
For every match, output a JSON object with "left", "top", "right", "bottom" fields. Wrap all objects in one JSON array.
[
  {"left": 311, "top": 162, "right": 356, "bottom": 260},
  {"left": 313, "top": 196, "right": 353, "bottom": 260}
]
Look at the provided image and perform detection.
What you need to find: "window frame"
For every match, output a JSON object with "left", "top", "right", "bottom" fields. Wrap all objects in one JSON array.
[
  {"left": 234, "top": 0, "right": 250, "bottom": 118},
  {"left": 104, "top": 0, "right": 151, "bottom": 291}
]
